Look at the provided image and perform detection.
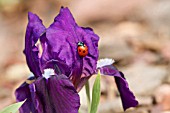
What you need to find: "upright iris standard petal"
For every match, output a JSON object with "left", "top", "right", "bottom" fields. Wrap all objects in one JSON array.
[
  {"left": 45, "top": 7, "right": 99, "bottom": 87},
  {"left": 99, "top": 65, "right": 138, "bottom": 111},
  {"left": 81, "top": 27, "right": 99, "bottom": 77},
  {"left": 24, "top": 12, "right": 46, "bottom": 77}
]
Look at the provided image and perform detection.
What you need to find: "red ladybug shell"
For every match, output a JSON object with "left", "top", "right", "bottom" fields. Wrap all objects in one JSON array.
[{"left": 77, "top": 44, "right": 88, "bottom": 57}]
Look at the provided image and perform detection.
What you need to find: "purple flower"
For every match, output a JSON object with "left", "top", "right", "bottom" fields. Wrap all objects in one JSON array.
[{"left": 15, "top": 7, "right": 138, "bottom": 113}]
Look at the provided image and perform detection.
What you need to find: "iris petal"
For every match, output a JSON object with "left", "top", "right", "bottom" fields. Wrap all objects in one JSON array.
[
  {"left": 46, "top": 7, "right": 80, "bottom": 69},
  {"left": 45, "top": 7, "right": 99, "bottom": 87},
  {"left": 16, "top": 75, "right": 80, "bottom": 113},
  {"left": 24, "top": 12, "right": 46, "bottom": 77},
  {"left": 99, "top": 65, "right": 138, "bottom": 111},
  {"left": 48, "top": 75, "right": 80, "bottom": 113},
  {"left": 15, "top": 77, "right": 37, "bottom": 113},
  {"left": 29, "top": 82, "right": 44, "bottom": 113},
  {"left": 81, "top": 27, "right": 99, "bottom": 77}
]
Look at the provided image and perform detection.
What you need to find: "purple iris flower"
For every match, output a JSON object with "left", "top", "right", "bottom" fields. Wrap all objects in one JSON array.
[{"left": 15, "top": 7, "right": 138, "bottom": 113}]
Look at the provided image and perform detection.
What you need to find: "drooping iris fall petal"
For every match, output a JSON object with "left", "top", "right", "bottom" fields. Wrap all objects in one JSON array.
[
  {"left": 16, "top": 75, "right": 80, "bottom": 113},
  {"left": 47, "top": 75, "right": 80, "bottom": 113},
  {"left": 99, "top": 65, "right": 138, "bottom": 111},
  {"left": 15, "top": 77, "right": 37, "bottom": 113}
]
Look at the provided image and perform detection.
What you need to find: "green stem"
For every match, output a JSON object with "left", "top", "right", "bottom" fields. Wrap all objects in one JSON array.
[{"left": 85, "top": 80, "right": 91, "bottom": 113}]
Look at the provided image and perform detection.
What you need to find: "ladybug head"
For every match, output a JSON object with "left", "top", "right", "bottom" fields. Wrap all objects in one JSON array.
[{"left": 77, "top": 42, "right": 85, "bottom": 47}]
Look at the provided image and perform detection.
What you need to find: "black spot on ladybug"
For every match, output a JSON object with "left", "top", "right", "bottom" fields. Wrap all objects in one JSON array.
[{"left": 83, "top": 50, "right": 86, "bottom": 53}]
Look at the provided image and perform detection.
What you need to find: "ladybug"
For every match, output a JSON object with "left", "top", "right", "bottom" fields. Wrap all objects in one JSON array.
[{"left": 77, "top": 42, "right": 88, "bottom": 57}]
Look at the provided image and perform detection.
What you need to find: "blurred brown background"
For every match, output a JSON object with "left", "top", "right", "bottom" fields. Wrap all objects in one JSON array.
[{"left": 0, "top": 0, "right": 170, "bottom": 113}]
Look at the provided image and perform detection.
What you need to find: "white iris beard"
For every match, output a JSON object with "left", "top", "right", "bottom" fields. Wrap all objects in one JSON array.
[
  {"left": 97, "top": 58, "right": 115, "bottom": 68},
  {"left": 42, "top": 68, "right": 55, "bottom": 79}
]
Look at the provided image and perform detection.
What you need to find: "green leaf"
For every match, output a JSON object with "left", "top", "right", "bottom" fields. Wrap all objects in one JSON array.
[
  {"left": 90, "top": 71, "right": 101, "bottom": 113},
  {"left": 85, "top": 80, "right": 91, "bottom": 113},
  {"left": 0, "top": 99, "right": 26, "bottom": 113}
]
